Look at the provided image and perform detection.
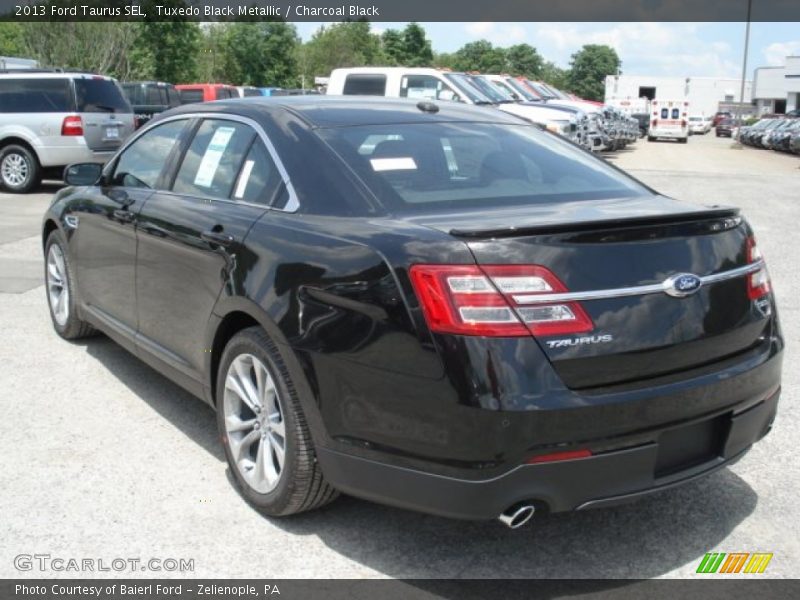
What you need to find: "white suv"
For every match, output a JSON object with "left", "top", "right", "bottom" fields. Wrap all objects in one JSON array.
[{"left": 0, "top": 70, "right": 134, "bottom": 193}]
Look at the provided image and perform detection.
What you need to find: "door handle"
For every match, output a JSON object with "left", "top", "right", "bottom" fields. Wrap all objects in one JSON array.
[
  {"left": 201, "top": 230, "right": 235, "bottom": 247},
  {"left": 113, "top": 209, "right": 136, "bottom": 223}
]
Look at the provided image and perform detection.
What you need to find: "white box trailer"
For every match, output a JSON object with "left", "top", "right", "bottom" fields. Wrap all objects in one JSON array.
[{"left": 648, "top": 98, "right": 690, "bottom": 143}]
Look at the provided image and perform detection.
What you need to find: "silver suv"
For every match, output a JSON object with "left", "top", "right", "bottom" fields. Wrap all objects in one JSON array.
[{"left": 0, "top": 70, "right": 134, "bottom": 193}]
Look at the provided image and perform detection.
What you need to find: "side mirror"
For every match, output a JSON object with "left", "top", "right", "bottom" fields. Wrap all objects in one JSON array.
[{"left": 64, "top": 163, "right": 103, "bottom": 186}]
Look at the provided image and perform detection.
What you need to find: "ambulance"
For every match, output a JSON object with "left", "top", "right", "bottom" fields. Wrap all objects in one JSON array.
[{"left": 648, "top": 99, "right": 690, "bottom": 143}]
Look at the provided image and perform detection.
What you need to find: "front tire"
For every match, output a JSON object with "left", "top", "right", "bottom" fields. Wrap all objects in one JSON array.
[
  {"left": 217, "top": 327, "right": 338, "bottom": 516},
  {"left": 1, "top": 144, "right": 41, "bottom": 193},
  {"left": 45, "top": 230, "right": 96, "bottom": 340}
]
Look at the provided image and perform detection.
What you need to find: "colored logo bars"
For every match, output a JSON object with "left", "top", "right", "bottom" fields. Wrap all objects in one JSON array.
[{"left": 696, "top": 552, "right": 773, "bottom": 574}]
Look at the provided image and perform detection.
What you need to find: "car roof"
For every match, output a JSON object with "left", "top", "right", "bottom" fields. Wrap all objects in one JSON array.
[{"left": 164, "top": 95, "right": 528, "bottom": 128}]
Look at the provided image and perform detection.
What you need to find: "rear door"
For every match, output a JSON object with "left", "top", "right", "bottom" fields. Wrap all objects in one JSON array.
[
  {"left": 135, "top": 117, "right": 284, "bottom": 382},
  {"left": 73, "top": 77, "right": 134, "bottom": 150}
]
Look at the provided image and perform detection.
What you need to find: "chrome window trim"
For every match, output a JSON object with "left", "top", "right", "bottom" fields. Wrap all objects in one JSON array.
[
  {"left": 109, "top": 111, "right": 300, "bottom": 213},
  {"left": 512, "top": 260, "right": 765, "bottom": 304}
]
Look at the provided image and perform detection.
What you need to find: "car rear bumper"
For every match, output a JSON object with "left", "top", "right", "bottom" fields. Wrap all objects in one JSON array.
[
  {"left": 318, "top": 387, "right": 779, "bottom": 521},
  {"left": 35, "top": 140, "right": 118, "bottom": 168}
]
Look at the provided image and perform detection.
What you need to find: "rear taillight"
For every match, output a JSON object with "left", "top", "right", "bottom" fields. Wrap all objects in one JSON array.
[
  {"left": 747, "top": 237, "right": 771, "bottom": 300},
  {"left": 409, "top": 264, "right": 594, "bottom": 337},
  {"left": 61, "top": 115, "right": 83, "bottom": 136}
]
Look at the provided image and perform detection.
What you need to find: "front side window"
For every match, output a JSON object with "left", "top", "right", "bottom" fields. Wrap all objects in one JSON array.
[
  {"left": 0, "top": 78, "right": 72, "bottom": 112},
  {"left": 112, "top": 119, "right": 188, "bottom": 188},
  {"left": 172, "top": 119, "right": 254, "bottom": 199},
  {"left": 321, "top": 122, "right": 648, "bottom": 215}
]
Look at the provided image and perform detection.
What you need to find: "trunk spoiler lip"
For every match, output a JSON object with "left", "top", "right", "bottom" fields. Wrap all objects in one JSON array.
[{"left": 448, "top": 206, "right": 741, "bottom": 239}]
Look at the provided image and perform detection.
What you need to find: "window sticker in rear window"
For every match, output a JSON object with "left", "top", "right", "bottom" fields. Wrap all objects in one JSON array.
[
  {"left": 370, "top": 157, "right": 418, "bottom": 172},
  {"left": 194, "top": 126, "right": 235, "bottom": 188}
]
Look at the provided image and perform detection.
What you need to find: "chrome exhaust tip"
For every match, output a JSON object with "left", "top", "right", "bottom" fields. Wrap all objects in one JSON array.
[{"left": 498, "top": 503, "right": 535, "bottom": 529}]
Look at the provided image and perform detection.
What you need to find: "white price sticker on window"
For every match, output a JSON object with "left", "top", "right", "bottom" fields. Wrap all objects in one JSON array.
[{"left": 194, "top": 126, "right": 235, "bottom": 188}]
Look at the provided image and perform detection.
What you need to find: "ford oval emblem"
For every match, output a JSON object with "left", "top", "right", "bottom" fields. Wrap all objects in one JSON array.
[{"left": 663, "top": 273, "right": 703, "bottom": 298}]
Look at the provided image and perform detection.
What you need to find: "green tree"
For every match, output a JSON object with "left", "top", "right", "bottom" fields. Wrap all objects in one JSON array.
[
  {"left": 0, "top": 22, "right": 24, "bottom": 57},
  {"left": 381, "top": 29, "right": 406, "bottom": 64},
  {"left": 19, "top": 22, "right": 137, "bottom": 78},
  {"left": 299, "top": 21, "right": 387, "bottom": 81},
  {"left": 221, "top": 22, "right": 299, "bottom": 86},
  {"left": 540, "top": 61, "right": 569, "bottom": 90},
  {"left": 401, "top": 22, "right": 433, "bottom": 67},
  {"left": 197, "top": 24, "right": 228, "bottom": 83},
  {"left": 451, "top": 40, "right": 507, "bottom": 73},
  {"left": 505, "top": 44, "right": 543, "bottom": 78},
  {"left": 130, "top": 20, "right": 200, "bottom": 83},
  {"left": 567, "top": 44, "right": 621, "bottom": 101}
]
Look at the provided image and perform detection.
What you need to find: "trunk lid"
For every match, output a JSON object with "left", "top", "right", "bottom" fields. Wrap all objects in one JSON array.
[{"left": 409, "top": 196, "right": 772, "bottom": 389}]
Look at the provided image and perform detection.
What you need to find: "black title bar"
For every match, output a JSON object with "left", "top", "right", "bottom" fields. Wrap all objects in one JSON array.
[{"left": 1, "top": 0, "right": 799, "bottom": 22}]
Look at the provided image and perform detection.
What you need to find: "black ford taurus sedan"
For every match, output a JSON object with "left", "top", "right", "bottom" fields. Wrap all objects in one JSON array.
[{"left": 43, "top": 97, "right": 782, "bottom": 528}]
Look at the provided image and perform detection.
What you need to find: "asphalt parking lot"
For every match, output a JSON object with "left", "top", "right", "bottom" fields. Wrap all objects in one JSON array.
[{"left": 0, "top": 133, "right": 798, "bottom": 580}]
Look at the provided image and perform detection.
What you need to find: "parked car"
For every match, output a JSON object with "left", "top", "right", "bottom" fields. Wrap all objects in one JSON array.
[
  {"left": 44, "top": 97, "right": 781, "bottom": 527},
  {"left": 235, "top": 86, "right": 262, "bottom": 98},
  {"left": 0, "top": 69, "right": 134, "bottom": 193},
  {"left": 715, "top": 118, "right": 736, "bottom": 137},
  {"left": 121, "top": 81, "right": 182, "bottom": 129},
  {"left": 176, "top": 83, "right": 238, "bottom": 103},
  {"left": 770, "top": 119, "right": 800, "bottom": 152},
  {"left": 712, "top": 111, "right": 732, "bottom": 127},
  {"left": 632, "top": 112, "right": 650, "bottom": 137},
  {"left": 328, "top": 68, "right": 583, "bottom": 146},
  {"left": 688, "top": 115, "right": 712, "bottom": 135},
  {"left": 790, "top": 129, "right": 800, "bottom": 154}
]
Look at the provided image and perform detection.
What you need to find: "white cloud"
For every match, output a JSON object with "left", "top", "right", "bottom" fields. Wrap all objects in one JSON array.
[
  {"left": 533, "top": 22, "right": 740, "bottom": 78},
  {"left": 763, "top": 41, "right": 800, "bottom": 66},
  {"left": 463, "top": 22, "right": 528, "bottom": 45}
]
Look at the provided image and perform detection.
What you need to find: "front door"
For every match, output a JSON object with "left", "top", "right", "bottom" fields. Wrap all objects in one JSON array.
[{"left": 72, "top": 118, "right": 190, "bottom": 332}]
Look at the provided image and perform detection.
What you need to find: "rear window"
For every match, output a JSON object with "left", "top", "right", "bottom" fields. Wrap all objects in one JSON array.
[
  {"left": 342, "top": 74, "right": 387, "bottom": 96},
  {"left": 0, "top": 78, "right": 72, "bottom": 112},
  {"left": 180, "top": 89, "right": 204, "bottom": 103},
  {"left": 75, "top": 79, "right": 130, "bottom": 113},
  {"left": 321, "top": 122, "right": 648, "bottom": 215}
]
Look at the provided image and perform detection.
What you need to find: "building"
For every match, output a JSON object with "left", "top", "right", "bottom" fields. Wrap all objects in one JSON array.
[
  {"left": 753, "top": 56, "right": 800, "bottom": 115},
  {"left": 0, "top": 56, "right": 39, "bottom": 70},
  {"left": 604, "top": 74, "right": 753, "bottom": 117}
]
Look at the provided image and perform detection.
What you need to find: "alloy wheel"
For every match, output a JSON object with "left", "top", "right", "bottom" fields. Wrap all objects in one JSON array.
[
  {"left": 223, "top": 353, "right": 286, "bottom": 493},
  {"left": 46, "top": 244, "right": 70, "bottom": 327},
  {"left": 1, "top": 153, "right": 30, "bottom": 188}
]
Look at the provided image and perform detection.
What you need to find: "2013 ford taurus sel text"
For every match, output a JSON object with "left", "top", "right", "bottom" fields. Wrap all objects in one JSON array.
[{"left": 42, "top": 97, "right": 782, "bottom": 528}]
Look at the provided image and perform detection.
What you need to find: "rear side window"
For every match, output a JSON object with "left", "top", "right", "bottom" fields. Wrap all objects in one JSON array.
[
  {"left": 231, "top": 140, "right": 284, "bottom": 205},
  {"left": 342, "top": 74, "right": 386, "bottom": 96},
  {"left": 321, "top": 122, "right": 648, "bottom": 215},
  {"left": 180, "top": 89, "right": 203, "bottom": 103},
  {"left": 0, "top": 78, "right": 72, "bottom": 112},
  {"left": 75, "top": 79, "right": 130, "bottom": 113},
  {"left": 172, "top": 119, "right": 255, "bottom": 199},
  {"left": 146, "top": 86, "right": 166, "bottom": 105},
  {"left": 112, "top": 119, "right": 188, "bottom": 189}
]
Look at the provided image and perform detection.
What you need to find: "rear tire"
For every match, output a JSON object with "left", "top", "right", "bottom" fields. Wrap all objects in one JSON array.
[
  {"left": 44, "top": 230, "right": 97, "bottom": 340},
  {"left": 217, "top": 327, "right": 338, "bottom": 516},
  {"left": 0, "top": 144, "right": 41, "bottom": 193}
]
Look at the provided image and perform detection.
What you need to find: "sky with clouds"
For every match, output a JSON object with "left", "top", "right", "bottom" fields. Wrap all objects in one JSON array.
[{"left": 294, "top": 22, "right": 800, "bottom": 78}]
